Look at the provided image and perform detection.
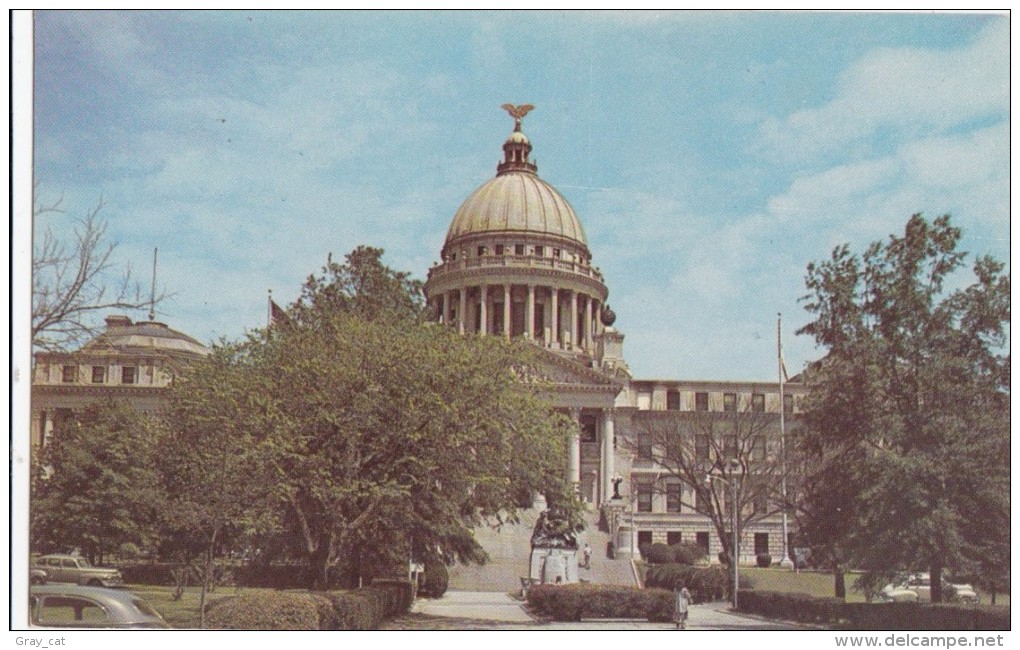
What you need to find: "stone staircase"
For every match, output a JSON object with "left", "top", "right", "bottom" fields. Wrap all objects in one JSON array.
[{"left": 448, "top": 506, "right": 638, "bottom": 592}]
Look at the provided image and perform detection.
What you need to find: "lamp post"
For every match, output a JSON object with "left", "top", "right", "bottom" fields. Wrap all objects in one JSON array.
[{"left": 707, "top": 459, "right": 741, "bottom": 609}]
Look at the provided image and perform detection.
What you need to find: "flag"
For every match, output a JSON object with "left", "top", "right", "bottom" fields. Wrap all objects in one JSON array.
[{"left": 780, "top": 351, "right": 790, "bottom": 384}]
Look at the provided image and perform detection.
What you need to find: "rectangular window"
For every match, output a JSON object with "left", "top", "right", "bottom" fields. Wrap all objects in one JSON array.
[
  {"left": 666, "top": 390, "right": 681, "bottom": 411},
  {"left": 91, "top": 366, "right": 106, "bottom": 384},
  {"left": 753, "top": 489, "right": 769, "bottom": 515},
  {"left": 695, "top": 392, "right": 709, "bottom": 411},
  {"left": 755, "top": 533, "right": 770, "bottom": 556},
  {"left": 637, "top": 531, "right": 653, "bottom": 553},
  {"left": 667, "top": 531, "right": 682, "bottom": 546},
  {"left": 696, "top": 532, "right": 710, "bottom": 555},
  {"left": 723, "top": 434, "right": 737, "bottom": 460},
  {"left": 695, "top": 434, "right": 710, "bottom": 461},
  {"left": 514, "top": 244, "right": 525, "bottom": 255},
  {"left": 637, "top": 431, "right": 652, "bottom": 460},
  {"left": 552, "top": 248, "right": 560, "bottom": 258},
  {"left": 666, "top": 482, "right": 682, "bottom": 513},
  {"left": 752, "top": 434, "right": 766, "bottom": 462},
  {"left": 637, "top": 480, "right": 653, "bottom": 512},
  {"left": 723, "top": 392, "right": 737, "bottom": 412},
  {"left": 477, "top": 245, "right": 487, "bottom": 256},
  {"left": 495, "top": 244, "right": 505, "bottom": 255},
  {"left": 694, "top": 488, "right": 707, "bottom": 513},
  {"left": 61, "top": 365, "right": 77, "bottom": 383},
  {"left": 784, "top": 394, "right": 794, "bottom": 415},
  {"left": 122, "top": 367, "right": 136, "bottom": 385},
  {"left": 752, "top": 393, "right": 766, "bottom": 412},
  {"left": 534, "top": 245, "right": 544, "bottom": 257}
]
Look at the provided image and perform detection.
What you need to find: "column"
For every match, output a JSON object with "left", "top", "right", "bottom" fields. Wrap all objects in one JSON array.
[
  {"left": 445, "top": 290, "right": 454, "bottom": 326},
  {"left": 584, "top": 295, "right": 593, "bottom": 351},
  {"left": 550, "top": 288, "right": 560, "bottom": 348},
  {"left": 479, "top": 284, "right": 488, "bottom": 335},
  {"left": 601, "top": 410, "right": 616, "bottom": 502},
  {"left": 568, "top": 408, "right": 582, "bottom": 488},
  {"left": 569, "top": 291, "right": 578, "bottom": 349},
  {"left": 525, "top": 284, "right": 535, "bottom": 340},
  {"left": 458, "top": 288, "right": 467, "bottom": 335},
  {"left": 502, "top": 284, "right": 511, "bottom": 338}
]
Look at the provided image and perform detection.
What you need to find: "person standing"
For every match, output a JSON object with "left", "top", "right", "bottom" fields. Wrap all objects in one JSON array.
[
  {"left": 674, "top": 586, "right": 691, "bottom": 629},
  {"left": 582, "top": 543, "right": 592, "bottom": 569}
]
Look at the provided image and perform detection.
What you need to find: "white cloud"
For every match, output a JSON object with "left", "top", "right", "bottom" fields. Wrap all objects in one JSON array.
[{"left": 757, "top": 19, "right": 1008, "bottom": 161}]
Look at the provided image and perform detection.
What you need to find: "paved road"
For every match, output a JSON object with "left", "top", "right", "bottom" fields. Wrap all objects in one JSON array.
[{"left": 382, "top": 591, "right": 808, "bottom": 630}]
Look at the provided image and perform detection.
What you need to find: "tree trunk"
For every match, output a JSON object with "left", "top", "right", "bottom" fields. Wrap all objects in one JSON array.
[
  {"left": 308, "top": 533, "right": 335, "bottom": 590},
  {"left": 199, "top": 527, "right": 219, "bottom": 629},
  {"left": 930, "top": 562, "right": 943, "bottom": 603}
]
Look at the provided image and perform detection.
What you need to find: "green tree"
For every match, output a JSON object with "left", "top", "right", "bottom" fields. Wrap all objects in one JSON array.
[
  {"left": 797, "top": 214, "right": 1009, "bottom": 601},
  {"left": 31, "top": 400, "right": 161, "bottom": 564},
  {"left": 155, "top": 342, "right": 278, "bottom": 625}
]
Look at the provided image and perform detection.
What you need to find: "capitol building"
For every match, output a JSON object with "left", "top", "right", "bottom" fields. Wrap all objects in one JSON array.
[{"left": 32, "top": 107, "right": 805, "bottom": 568}]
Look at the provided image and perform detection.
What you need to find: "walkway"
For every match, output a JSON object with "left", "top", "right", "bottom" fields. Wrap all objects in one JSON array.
[{"left": 382, "top": 591, "right": 809, "bottom": 630}]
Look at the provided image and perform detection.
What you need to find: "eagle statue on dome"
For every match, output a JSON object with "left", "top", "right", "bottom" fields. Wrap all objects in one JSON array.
[{"left": 502, "top": 103, "right": 534, "bottom": 131}]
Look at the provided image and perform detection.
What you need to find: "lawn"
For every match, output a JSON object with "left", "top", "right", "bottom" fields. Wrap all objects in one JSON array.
[{"left": 127, "top": 584, "right": 254, "bottom": 629}]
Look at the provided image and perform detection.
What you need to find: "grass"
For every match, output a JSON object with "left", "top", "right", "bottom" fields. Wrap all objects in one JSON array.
[{"left": 127, "top": 584, "right": 255, "bottom": 629}]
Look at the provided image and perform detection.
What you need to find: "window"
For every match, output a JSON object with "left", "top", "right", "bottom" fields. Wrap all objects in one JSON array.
[
  {"left": 495, "top": 244, "right": 505, "bottom": 256},
  {"left": 723, "top": 434, "right": 737, "bottom": 460},
  {"left": 34, "top": 595, "right": 112, "bottom": 626},
  {"left": 553, "top": 248, "right": 560, "bottom": 258},
  {"left": 534, "top": 246, "right": 544, "bottom": 257},
  {"left": 694, "top": 488, "right": 707, "bottom": 513},
  {"left": 477, "top": 245, "right": 487, "bottom": 256},
  {"left": 61, "top": 365, "right": 77, "bottom": 383},
  {"left": 754, "top": 533, "right": 770, "bottom": 556},
  {"left": 667, "top": 531, "right": 682, "bottom": 546},
  {"left": 637, "top": 480, "right": 653, "bottom": 512},
  {"left": 695, "top": 532, "right": 710, "bottom": 555},
  {"left": 514, "top": 244, "right": 525, "bottom": 255},
  {"left": 637, "top": 531, "right": 653, "bottom": 552},
  {"left": 666, "top": 390, "right": 681, "bottom": 411},
  {"left": 450, "top": 252, "right": 457, "bottom": 261},
  {"left": 784, "top": 394, "right": 794, "bottom": 415},
  {"left": 753, "top": 489, "right": 769, "bottom": 515},
  {"left": 91, "top": 366, "right": 106, "bottom": 384},
  {"left": 723, "top": 392, "right": 737, "bottom": 412},
  {"left": 666, "top": 482, "right": 682, "bottom": 513},
  {"left": 752, "top": 434, "right": 766, "bottom": 461},
  {"left": 695, "top": 434, "right": 710, "bottom": 461},
  {"left": 695, "top": 392, "right": 709, "bottom": 411},
  {"left": 751, "top": 393, "right": 765, "bottom": 412},
  {"left": 122, "top": 367, "right": 136, "bottom": 385},
  {"left": 637, "top": 431, "right": 652, "bottom": 460}
]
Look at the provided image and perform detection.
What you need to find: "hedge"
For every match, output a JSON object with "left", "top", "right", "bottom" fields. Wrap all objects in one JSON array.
[
  {"left": 738, "top": 590, "right": 1010, "bottom": 631},
  {"left": 419, "top": 560, "right": 449, "bottom": 598},
  {"left": 203, "top": 580, "right": 414, "bottom": 630},
  {"left": 526, "top": 583, "right": 673, "bottom": 622},
  {"left": 644, "top": 564, "right": 732, "bottom": 602},
  {"left": 117, "top": 561, "right": 341, "bottom": 589}
]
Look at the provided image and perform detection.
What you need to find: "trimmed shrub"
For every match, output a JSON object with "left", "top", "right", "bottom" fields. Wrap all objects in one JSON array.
[
  {"left": 756, "top": 553, "right": 772, "bottom": 568},
  {"left": 420, "top": 560, "right": 449, "bottom": 598},
  {"left": 670, "top": 542, "right": 707, "bottom": 566},
  {"left": 645, "top": 564, "right": 730, "bottom": 602},
  {"left": 645, "top": 543, "right": 675, "bottom": 565},
  {"left": 526, "top": 583, "right": 672, "bottom": 622},
  {"left": 204, "top": 591, "right": 323, "bottom": 630}
]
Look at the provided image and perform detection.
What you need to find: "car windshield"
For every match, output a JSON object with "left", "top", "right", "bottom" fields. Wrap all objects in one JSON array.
[
  {"left": 76, "top": 558, "right": 91, "bottom": 567},
  {"left": 130, "top": 598, "right": 162, "bottom": 618}
]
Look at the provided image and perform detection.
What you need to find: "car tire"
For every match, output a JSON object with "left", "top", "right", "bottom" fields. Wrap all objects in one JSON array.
[
  {"left": 30, "top": 576, "right": 45, "bottom": 585},
  {"left": 87, "top": 579, "right": 103, "bottom": 586}
]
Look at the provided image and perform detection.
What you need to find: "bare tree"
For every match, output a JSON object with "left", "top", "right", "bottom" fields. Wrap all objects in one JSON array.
[
  {"left": 624, "top": 405, "right": 799, "bottom": 562},
  {"left": 32, "top": 190, "right": 164, "bottom": 351}
]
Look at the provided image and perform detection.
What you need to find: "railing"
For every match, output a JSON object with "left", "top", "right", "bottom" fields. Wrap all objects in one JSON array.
[{"left": 427, "top": 255, "right": 605, "bottom": 283}]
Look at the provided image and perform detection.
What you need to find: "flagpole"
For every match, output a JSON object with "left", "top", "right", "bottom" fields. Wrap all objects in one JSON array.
[{"left": 778, "top": 312, "right": 793, "bottom": 568}]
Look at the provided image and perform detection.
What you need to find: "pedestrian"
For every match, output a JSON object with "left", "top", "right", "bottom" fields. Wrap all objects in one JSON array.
[
  {"left": 582, "top": 543, "right": 592, "bottom": 569},
  {"left": 674, "top": 586, "right": 691, "bottom": 629}
]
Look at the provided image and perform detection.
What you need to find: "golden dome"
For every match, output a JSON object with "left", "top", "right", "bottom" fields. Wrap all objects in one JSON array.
[{"left": 444, "top": 170, "right": 588, "bottom": 247}]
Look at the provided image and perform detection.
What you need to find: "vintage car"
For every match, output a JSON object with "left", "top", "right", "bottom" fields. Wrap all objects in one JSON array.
[
  {"left": 30, "top": 568, "right": 48, "bottom": 585},
  {"left": 30, "top": 584, "right": 170, "bottom": 628},
  {"left": 33, "top": 554, "right": 124, "bottom": 588},
  {"left": 879, "top": 573, "right": 980, "bottom": 604}
]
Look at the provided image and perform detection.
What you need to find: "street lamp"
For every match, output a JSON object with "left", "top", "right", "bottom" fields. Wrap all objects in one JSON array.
[{"left": 707, "top": 459, "right": 741, "bottom": 610}]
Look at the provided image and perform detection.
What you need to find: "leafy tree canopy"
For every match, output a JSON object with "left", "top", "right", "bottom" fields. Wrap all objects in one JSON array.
[{"left": 796, "top": 214, "right": 1009, "bottom": 601}]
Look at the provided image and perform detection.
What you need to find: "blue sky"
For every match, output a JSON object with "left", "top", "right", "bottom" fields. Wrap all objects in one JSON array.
[{"left": 31, "top": 10, "right": 1010, "bottom": 381}]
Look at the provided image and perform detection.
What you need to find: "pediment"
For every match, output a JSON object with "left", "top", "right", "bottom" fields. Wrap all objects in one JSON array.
[{"left": 524, "top": 347, "right": 624, "bottom": 393}]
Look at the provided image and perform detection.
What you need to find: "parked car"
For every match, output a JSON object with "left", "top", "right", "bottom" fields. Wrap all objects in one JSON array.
[
  {"left": 32, "top": 554, "right": 124, "bottom": 588},
  {"left": 30, "top": 584, "right": 170, "bottom": 628},
  {"left": 879, "top": 573, "right": 980, "bottom": 604},
  {"left": 30, "top": 568, "right": 48, "bottom": 585}
]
